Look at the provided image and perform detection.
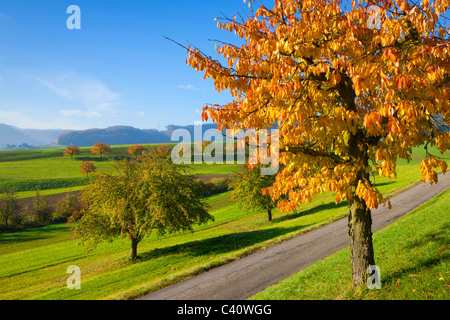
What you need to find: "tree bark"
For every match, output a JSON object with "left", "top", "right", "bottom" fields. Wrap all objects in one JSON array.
[
  {"left": 347, "top": 193, "right": 375, "bottom": 289},
  {"left": 267, "top": 209, "right": 272, "bottom": 223},
  {"left": 130, "top": 237, "right": 140, "bottom": 260}
]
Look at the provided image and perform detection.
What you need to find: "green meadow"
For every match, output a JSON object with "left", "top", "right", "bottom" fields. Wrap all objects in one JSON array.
[
  {"left": 0, "top": 143, "right": 239, "bottom": 198},
  {"left": 0, "top": 144, "right": 448, "bottom": 299},
  {"left": 250, "top": 188, "right": 450, "bottom": 300}
]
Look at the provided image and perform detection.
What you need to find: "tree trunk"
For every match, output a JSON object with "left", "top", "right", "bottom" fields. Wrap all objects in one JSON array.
[
  {"left": 130, "top": 237, "right": 140, "bottom": 260},
  {"left": 267, "top": 209, "right": 272, "bottom": 223},
  {"left": 348, "top": 193, "right": 375, "bottom": 289}
]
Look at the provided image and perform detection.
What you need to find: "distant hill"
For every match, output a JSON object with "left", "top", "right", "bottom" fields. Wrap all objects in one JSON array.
[
  {"left": 56, "top": 126, "right": 169, "bottom": 147},
  {"left": 163, "top": 124, "right": 222, "bottom": 142},
  {"left": 56, "top": 124, "right": 222, "bottom": 147},
  {"left": 0, "top": 123, "right": 223, "bottom": 149},
  {"left": 19, "top": 128, "right": 70, "bottom": 145},
  {"left": 0, "top": 123, "right": 41, "bottom": 148},
  {"left": 0, "top": 123, "right": 70, "bottom": 148}
]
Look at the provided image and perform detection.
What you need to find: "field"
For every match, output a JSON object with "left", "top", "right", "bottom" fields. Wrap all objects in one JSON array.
[
  {"left": 0, "top": 144, "right": 448, "bottom": 299},
  {"left": 0, "top": 143, "right": 240, "bottom": 198}
]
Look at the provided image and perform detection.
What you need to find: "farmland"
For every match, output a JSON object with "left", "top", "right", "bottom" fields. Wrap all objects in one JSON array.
[
  {"left": 0, "top": 143, "right": 448, "bottom": 299},
  {"left": 0, "top": 144, "right": 239, "bottom": 199}
]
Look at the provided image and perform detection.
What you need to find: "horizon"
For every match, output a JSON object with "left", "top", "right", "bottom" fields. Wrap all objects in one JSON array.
[{"left": 0, "top": 121, "right": 219, "bottom": 132}]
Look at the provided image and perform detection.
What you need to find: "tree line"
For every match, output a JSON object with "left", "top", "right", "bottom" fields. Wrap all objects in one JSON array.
[{"left": 0, "top": 188, "right": 80, "bottom": 231}]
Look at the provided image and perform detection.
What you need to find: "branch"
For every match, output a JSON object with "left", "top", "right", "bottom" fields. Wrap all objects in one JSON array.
[{"left": 286, "top": 145, "right": 346, "bottom": 164}]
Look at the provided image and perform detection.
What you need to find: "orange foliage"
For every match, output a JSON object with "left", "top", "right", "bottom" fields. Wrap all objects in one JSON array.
[
  {"left": 91, "top": 143, "right": 111, "bottom": 158},
  {"left": 185, "top": 0, "right": 449, "bottom": 212}
]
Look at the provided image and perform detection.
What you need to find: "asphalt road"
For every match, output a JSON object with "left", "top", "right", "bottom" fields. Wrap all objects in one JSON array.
[{"left": 138, "top": 173, "right": 450, "bottom": 300}]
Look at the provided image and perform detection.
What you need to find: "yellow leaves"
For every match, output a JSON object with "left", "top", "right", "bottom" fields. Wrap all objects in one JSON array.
[
  {"left": 397, "top": 101, "right": 420, "bottom": 121},
  {"left": 354, "top": 75, "right": 363, "bottom": 96},
  {"left": 380, "top": 72, "right": 389, "bottom": 82},
  {"left": 363, "top": 112, "right": 382, "bottom": 130},
  {"left": 184, "top": 0, "right": 450, "bottom": 217},
  {"left": 386, "top": 48, "right": 398, "bottom": 65},
  {"left": 387, "top": 116, "right": 406, "bottom": 138},
  {"left": 395, "top": 74, "right": 412, "bottom": 90},
  {"left": 355, "top": 179, "right": 385, "bottom": 210},
  {"left": 420, "top": 156, "right": 447, "bottom": 185}
]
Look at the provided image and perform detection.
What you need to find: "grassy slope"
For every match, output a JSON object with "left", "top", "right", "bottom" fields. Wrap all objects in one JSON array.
[
  {"left": 0, "top": 159, "right": 443, "bottom": 300},
  {"left": 250, "top": 188, "right": 450, "bottom": 300}
]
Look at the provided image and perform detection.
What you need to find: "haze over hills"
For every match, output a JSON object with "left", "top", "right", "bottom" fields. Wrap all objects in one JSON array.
[
  {"left": 0, "top": 123, "right": 69, "bottom": 148},
  {"left": 57, "top": 123, "right": 221, "bottom": 147},
  {"left": 0, "top": 123, "right": 221, "bottom": 149}
]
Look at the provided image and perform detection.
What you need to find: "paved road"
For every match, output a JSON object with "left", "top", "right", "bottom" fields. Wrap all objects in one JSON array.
[{"left": 138, "top": 173, "right": 450, "bottom": 300}]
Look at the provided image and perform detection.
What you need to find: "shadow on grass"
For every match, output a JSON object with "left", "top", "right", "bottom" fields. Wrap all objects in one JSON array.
[
  {"left": 404, "top": 222, "right": 450, "bottom": 249},
  {"left": 74, "top": 156, "right": 111, "bottom": 162},
  {"left": 382, "top": 223, "right": 450, "bottom": 284},
  {"left": 0, "top": 224, "right": 67, "bottom": 244},
  {"left": 372, "top": 181, "right": 395, "bottom": 188},
  {"left": 134, "top": 225, "right": 312, "bottom": 263},
  {"left": 272, "top": 200, "right": 348, "bottom": 224}
]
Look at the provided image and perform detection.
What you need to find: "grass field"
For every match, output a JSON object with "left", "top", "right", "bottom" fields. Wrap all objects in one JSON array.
[
  {"left": 0, "top": 144, "right": 448, "bottom": 300},
  {"left": 0, "top": 143, "right": 240, "bottom": 196},
  {"left": 250, "top": 188, "right": 450, "bottom": 300}
]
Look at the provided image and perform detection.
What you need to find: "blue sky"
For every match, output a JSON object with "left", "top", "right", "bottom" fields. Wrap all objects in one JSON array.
[{"left": 0, "top": 0, "right": 256, "bottom": 130}]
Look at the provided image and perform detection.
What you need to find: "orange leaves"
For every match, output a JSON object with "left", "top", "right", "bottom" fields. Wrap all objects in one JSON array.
[
  {"left": 184, "top": 0, "right": 450, "bottom": 215},
  {"left": 388, "top": 117, "right": 402, "bottom": 135},
  {"left": 395, "top": 74, "right": 412, "bottom": 90},
  {"left": 386, "top": 48, "right": 398, "bottom": 64},
  {"left": 201, "top": 106, "right": 209, "bottom": 122},
  {"left": 364, "top": 112, "right": 382, "bottom": 130},
  {"left": 420, "top": 156, "right": 448, "bottom": 185},
  {"left": 355, "top": 179, "right": 384, "bottom": 210}
]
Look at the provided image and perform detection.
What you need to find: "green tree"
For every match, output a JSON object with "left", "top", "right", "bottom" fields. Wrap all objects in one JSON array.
[
  {"left": 53, "top": 192, "right": 79, "bottom": 221},
  {"left": 33, "top": 187, "right": 51, "bottom": 225},
  {"left": 0, "top": 189, "right": 20, "bottom": 229},
  {"left": 69, "top": 147, "right": 213, "bottom": 260},
  {"left": 229, "top": 165, "right": 278, "bottom": 223}
]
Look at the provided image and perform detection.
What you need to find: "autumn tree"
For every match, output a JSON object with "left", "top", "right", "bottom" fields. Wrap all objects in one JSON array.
[
  {"left": 69, "top": 147, "right": 213, "bottom": 260},
  {"left": 63, "top": 145, "right": 81, "bottom": 159},
  {"left": 229, "top": 165, "right": 278, "bottom": 223},
  {"left": 128, "top": 144, "right": 145, "bottom": 158},
  {"left": 91, "top": 143, "right": 111, "bottom": 159},
  {"left": 80, "top": 161, "right": 97, "bottom": 176},
  {"left": 184, "top": 0, "right": 450, "bottom": 288}
]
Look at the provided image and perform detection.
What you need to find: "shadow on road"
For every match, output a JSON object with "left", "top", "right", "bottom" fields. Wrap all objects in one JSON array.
[{"left": 134, "top": 224, "right": 313, "bottom": 264}]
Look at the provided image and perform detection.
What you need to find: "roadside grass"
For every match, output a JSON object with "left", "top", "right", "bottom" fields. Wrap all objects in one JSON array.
[
  {"left": 0, "top": 157, "right": 442, "bottom": 300},
  {"left": 250, "top": 188, "right": 450, "bottom": 300}
]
